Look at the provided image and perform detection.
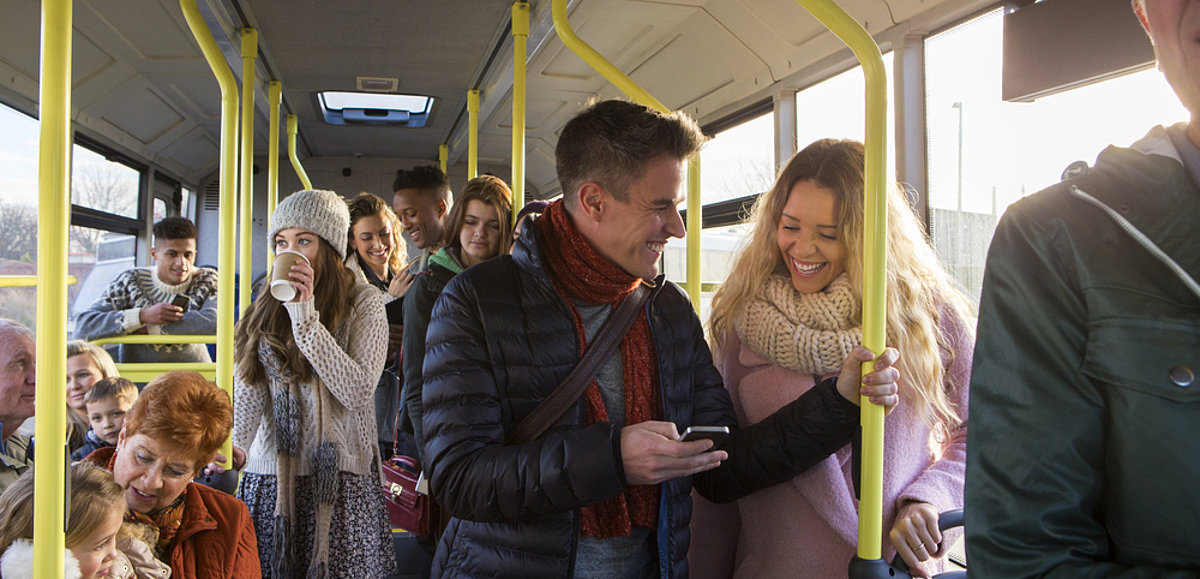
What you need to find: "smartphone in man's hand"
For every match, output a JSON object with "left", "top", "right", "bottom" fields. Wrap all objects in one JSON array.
[
  {"left": 171, "top": 294, "right": 190, "bottom": 312},
  {"left": 680, "top": 425, "right": 730, "bottom": 446}
]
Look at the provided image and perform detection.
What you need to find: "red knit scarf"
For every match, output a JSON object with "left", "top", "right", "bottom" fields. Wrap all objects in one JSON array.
[{"left": 535, "top": 200, "right": 660, "bottom": 538}]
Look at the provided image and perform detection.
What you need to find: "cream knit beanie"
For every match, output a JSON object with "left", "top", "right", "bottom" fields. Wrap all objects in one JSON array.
[{"left": 269, "top": 189, "right": 351, "bottom": 260}]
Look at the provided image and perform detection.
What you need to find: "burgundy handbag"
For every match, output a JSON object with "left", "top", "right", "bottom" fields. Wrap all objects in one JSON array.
[{"left": 382, "top": 455, "right": 429, "bottom": 537}]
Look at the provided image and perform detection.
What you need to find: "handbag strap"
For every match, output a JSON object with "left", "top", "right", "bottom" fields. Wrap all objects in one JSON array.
[{"left": 510, "top": 284, "right": 651, "bottom": 444}]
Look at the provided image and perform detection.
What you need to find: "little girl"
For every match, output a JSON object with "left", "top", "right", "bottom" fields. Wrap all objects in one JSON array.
[{"left": 0, "top": 462, "right": 170, "bottom": 579}]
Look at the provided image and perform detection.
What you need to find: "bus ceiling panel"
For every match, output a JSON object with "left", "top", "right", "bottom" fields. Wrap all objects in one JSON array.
[
  {"left": 533, "top": 0, "right": 700, "bottom": 94},
  {"left": 75, "top": 0, "right": 206, "bottom": 63},
  {"left": 626, "top": 8, "right": 770, "bottom": 119},
  {"left": 244, "top": 0, "right": 512, "bottom": 161},
  {"left": 489, "top": 94, "right": 576, "bottom": 140},
  {"left": 156, "top": 128, "right": 220, "bottom": 183},
  {"left": 525, "top": 138, "right": 560, "bottom": 199},
  {"left": 699, "top": 0, "right": 885, "bottom": 83},
  {"left": 83, "top": 80, "right": 190, "bottom": 149},
  {"left": 0, "top": 1, "right": 41, "bottom": 91}
]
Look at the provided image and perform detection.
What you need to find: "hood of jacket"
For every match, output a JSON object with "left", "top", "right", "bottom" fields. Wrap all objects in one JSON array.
[{"left": 1, "top": 539, "right": 82, "bottom": 579}]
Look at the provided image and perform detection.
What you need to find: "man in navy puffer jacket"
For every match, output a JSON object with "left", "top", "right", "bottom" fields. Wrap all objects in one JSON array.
[{"left": 421, "top": 99, "right": 900, "bottom": 578}]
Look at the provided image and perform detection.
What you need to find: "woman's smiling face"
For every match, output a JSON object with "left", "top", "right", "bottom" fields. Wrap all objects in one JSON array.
[{"left": 776, "top": 180, "right": 845, "bottom": 295}]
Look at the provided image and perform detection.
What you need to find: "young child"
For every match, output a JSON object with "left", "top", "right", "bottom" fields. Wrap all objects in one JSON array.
[
  {"left": 0, "top": 462, "right": 170, "bottom": 579},
  {"left": 72, "top": 377, "right": 138, "bottom": 461}
]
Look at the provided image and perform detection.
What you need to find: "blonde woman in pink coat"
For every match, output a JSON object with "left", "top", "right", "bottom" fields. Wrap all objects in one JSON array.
[{"left": 691, "top": 139, "right": 973, "bottom": 578}]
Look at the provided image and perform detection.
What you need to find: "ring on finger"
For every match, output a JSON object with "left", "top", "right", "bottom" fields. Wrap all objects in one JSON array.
[{"left": 914, "top": 544, "right": 927, "bottom": 553}]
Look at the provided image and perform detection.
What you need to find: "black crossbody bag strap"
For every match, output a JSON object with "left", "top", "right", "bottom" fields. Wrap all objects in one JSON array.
[{"left": 510, "top": 284, "right": 651, "bottom": 444}]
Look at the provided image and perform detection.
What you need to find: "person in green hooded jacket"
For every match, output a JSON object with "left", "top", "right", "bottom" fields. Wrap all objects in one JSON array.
[{"left": 401, "top": 175, "right": 514, "bottom": 463}]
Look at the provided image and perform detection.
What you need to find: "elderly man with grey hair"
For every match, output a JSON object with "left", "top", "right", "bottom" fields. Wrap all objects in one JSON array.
[{"left": 0, "top": 318, "right": 35, "bottom": 494}]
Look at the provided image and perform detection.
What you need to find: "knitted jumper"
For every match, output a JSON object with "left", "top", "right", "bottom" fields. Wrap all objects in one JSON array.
[
  {"left": 233, "top": 282, "right": 387, "bottom": 478},
  {"left": 74, "top": 266, "right": 218, "bottom": 363}
]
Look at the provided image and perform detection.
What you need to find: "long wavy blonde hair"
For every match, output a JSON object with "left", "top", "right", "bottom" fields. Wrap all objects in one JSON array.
[{"left": 709, "top": 139, "right": 973, "bottom": 432}]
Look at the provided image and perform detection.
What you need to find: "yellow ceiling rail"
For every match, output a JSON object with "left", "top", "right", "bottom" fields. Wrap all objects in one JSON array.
[
  {"left": 33, "top": 0, "right": 72, "bottom": 575},
  {"left": 267, "top": 81, "right": 283, "bottom": 278},
  {"left": 551, "top": 0, "right": 666, "bottom": 112},
  {"left": 792, "top": 0, "right": 889, "bottom": 570},
  {"left": 181, "top": 0, "right": 238, "bottom": 469},
  {"left": 439, "top": 144, "right": 449, "bottom": 175},
  {"left": 239, "top": 29, "right": 258, "bottom": 317},
  {"left": 511, "top": 2, "right": 529, "bottom": 220},
  {"left": 0, "top": 275, "right": 76, "bottom": 287},
  {"left": 90, "top": 334, "right": 217, "bottom": 346},
  {"left": 115, "top": 362, "right": 217, "bottom": 384},
  {"left": 468, "top": 89, "right": 480, "bottom": 179},
  {"left": 287, "top": 114, "right": 313, "bottom": 189},
  {"left": 550, "top": 0, "right": 702, "bottom": 311}
]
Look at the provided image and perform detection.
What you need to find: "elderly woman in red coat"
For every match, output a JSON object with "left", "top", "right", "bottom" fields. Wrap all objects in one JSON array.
[{"left": 87, "top": 370, "right": 260, "bottom": 578}]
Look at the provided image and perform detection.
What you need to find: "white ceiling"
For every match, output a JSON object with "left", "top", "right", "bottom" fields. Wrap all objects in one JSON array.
[{"left": 0, "top": 0, "right": 993, "bottom": 195}]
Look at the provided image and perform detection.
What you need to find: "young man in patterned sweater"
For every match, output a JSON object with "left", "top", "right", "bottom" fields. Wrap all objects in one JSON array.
[{"left": 76, "top": 217, "right": 218, "bottom": 363}]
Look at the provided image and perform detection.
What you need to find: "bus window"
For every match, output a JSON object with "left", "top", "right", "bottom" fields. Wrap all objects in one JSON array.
[
  {"left": 71, "top": 143, "right": 140, "bottom": 220},
  {"left": 924, "top": 8, "right": 1188, "bottom": 302},
  {"left": 794, "top": 52, "right": 896, "bottom": 181},
  {"left": 68, "top": 228, "right": 136, "bottom": 337},
  {"left": 700, "top": 113, "right": 774, "bottom": 205},
  {"left": 664, "top": 112, "right": 772, "bottom": 323},
  {"left": 0, "top": 102, "right": 39, "bottom": 329}
]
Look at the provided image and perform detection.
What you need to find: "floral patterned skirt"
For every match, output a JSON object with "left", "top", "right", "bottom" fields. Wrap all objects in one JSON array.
[{"left": 239, "top": 468, "right": 398, "bottom": 579}]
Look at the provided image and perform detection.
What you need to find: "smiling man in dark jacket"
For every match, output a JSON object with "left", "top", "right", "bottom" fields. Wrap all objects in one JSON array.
[
  {"left": 419, "top": 99, "right": 900, "bottom": 578},
  {"left": 965, "top": 1, "right": 1200, "bottom": 576}
]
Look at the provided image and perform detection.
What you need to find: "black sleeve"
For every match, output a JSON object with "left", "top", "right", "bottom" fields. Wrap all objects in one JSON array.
[
  {"left": 668, "top": 287, "right": 859, "bottom": 504},
  {"left": 401, "top": 276, "right": 436, "bottom": 462},
  {"left": 385, "top": 295, "right": 404, "bottom": 324}
]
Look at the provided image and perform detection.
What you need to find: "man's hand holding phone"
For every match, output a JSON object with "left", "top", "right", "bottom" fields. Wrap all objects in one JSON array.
[
  {"left": 620, "top": 421, "right": 727, "bottom": 485},
  {"left": 139, "top": 296, "right": 188, "bottom": 325}
]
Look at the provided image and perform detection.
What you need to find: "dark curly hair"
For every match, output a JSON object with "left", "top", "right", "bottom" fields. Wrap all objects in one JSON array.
[{"left": 153, "top": 216, "right": 198, "bottom": 240}]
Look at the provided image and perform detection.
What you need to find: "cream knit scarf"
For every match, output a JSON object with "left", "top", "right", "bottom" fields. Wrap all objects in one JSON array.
[
  {"left": 261, "top": 337, "right": 342, "bottom": 579},
  {"left": 735, "top": 273, "right": 862, "bottom": 375}
]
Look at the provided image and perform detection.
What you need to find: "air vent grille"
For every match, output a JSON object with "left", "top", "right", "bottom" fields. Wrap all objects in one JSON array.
[
  {"left": 203, "top": 181, "right": 220, "bottom": 211},
  {"left": 357, "top": 76, "right": 399, "bottom": 92}
]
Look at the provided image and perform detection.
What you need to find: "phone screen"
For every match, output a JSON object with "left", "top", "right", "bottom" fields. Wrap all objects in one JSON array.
[
  {"left": 680, "top": 426, "right": 730, "bottom": 445},
  {"left": 171, "top": 295, "right": 190, "bottom": 312}
]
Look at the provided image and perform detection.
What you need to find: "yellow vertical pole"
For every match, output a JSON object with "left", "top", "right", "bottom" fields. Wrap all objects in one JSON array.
[
  {"left": 181, "top": 0, "right": 238, "bottom": 467},
  {"left": 685, "top": 158, "right": 701, "bottom": 312},
  {"left": 794, "top": 0, "right": 888, "bottom": 566},
  {"left": 33, "top": 0, "right": 71, "bottom": 575},
  {"left": 267, "top": 81, "right": 282, "bottom": 278},
  {"left": 239, "top": 29, "right": 257, "bottom": 316},
  {"left": 439, "top": 144, "right": 449, "bottom": 176},
  {"left": 468, "top": 89, "right": 480, "bottom": 179},
  {"left": 511, "top": 2, "right": 529, "bottom": 221},
  {"left": 287, "top": 114, "right": 312, "bottom": 189},
  {"left": 551, "top": 0, "right": 700, "bottom": 308}
]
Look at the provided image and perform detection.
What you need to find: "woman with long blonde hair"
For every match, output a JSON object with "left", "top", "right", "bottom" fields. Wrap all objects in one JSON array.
[{"left": 693, "top": 139, "right": 974, "bottom": 578}]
